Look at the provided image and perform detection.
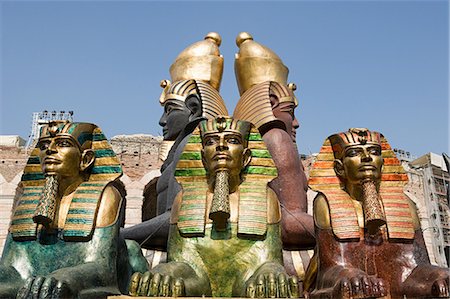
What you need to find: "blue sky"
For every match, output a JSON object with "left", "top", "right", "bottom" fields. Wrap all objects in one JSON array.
[{"left": 1, "top": 0, "right": 448, "bottom": 157}]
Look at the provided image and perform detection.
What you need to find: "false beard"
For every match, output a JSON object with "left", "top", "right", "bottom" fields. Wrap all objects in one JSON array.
[
  {"left": 361, "top": 179, "right": 386, "bottom": 235},
  {"left": 33, "top": 175, "right": 59, "bottom": 229},
  {"left": 209, "top": 170, "right": 230, "bottom": 231}
]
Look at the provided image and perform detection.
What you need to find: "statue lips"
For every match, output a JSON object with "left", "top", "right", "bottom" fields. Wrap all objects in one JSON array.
[{"left": 43, "top": 157, "right": 62, "bottom": 165}]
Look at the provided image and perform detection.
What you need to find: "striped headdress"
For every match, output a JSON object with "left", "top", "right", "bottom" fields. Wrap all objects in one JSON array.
[
  {"left": 233, "top": 81, "right": 296, "bottom": 132},
  {"left": 174, "top": 117, "right": 278, "bottom": 237},
  {"left": 10, "top": 121, "right": 122, "bottom": 240},
  {"left": 159, "top": 79, "right": 228, "bottom": 120},
  {"left": 309, "top": 128, "right": 414, "bottom": 240}
]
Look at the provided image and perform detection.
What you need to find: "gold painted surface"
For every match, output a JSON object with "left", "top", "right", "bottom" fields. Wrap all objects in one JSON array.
[
  {"left": 234, "top": 32, "right": 288, "bottom": 95},
  {"left": 170, "top": 32, "right": 223, "bottom": 91},
  {"left": 96, "top": 185, "right": 122, "bottom": 227},
  {"left": 266, "top": 187, "right": 281, "bottom": 224}
]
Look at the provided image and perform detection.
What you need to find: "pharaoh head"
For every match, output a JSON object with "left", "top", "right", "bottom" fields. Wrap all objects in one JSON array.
[
  {"left": 329, "top": 128, "right": 384, "bottom": 186},
  {"left": 37, "top": 121, "right": 96, "bottom": 180},
  {"left": 329, "top": 128, "right": 385, "bottom": 234},
  {"left": 34, "top": 121, "right": 97, "bottom": 228},
  {"left": 200, "top": 117, "right": 252, "bottom": 230},
  {"left": 233, "top": 32, "right": 299, "bottom": 141},
  {"left": 159, "top": 32, "right": 228, "bottom": 141}
]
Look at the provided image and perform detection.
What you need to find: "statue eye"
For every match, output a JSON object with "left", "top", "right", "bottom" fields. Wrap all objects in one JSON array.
[
  {"left": 346, "top": 149, "right": 360, "bottom": 157},
  {"left": 205, "top": 138, "right": 217, "bottom": 146},
  {"left": 38, "top": 141, "right": 50, "bottom": 151},
  {"left": 227, "top": 137, "right": 241, "bottom": 145},
  {"left": 57, "top": 140, "right": 72, "bottom": 147},
  {"left": 369, "top": 147, "right": 381, "bottom": 155}
]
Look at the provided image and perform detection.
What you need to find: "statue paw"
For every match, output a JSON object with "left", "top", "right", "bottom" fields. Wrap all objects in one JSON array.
[
  {"left": 128, "top": 271, "right": 185, "bottom": 297},
  {"left": 246, "top": 272, "right": 300, "bottom": 298},
  {"left": 333, "top": 274, "right": 386, "bottom": 299},
  {"left": 432, "top": 278, "right": 449, "bottom": 298},
  {"left": 16, "top": 276, "right": 73, "bottom": 299}
]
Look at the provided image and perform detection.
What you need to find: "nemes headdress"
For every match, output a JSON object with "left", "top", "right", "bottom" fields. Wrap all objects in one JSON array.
[
  {"left": 309, "top": 128, "right": 414, "bottom": 240},
  {"left": 173, "top": 116, "right": 278, "bottom": 237},
  {"left": 328, "top": 128, "right": 382, "bottom": 160},
  {"left": 11, "top": 121, "right": 122, "bottom": 240},
  {"left": 199, "top": 116, "right": 251, "bottom": 145},
  {"left": 159, "top": 32, "right": 228, "bottom": 119},
  {"left": 233, "top": 32, "right": 298, "bottom": 130}
]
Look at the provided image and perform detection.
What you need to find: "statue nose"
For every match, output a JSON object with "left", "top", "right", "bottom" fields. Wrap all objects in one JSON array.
[
  {"left": 216, "top": 138, "right": 228, "bottom": 151},
  {"left": 361, "top": 149, "right": 372, "bottom": 162},
  {"left": 46, "top": 142, "right": 57, "bottom": 154}
]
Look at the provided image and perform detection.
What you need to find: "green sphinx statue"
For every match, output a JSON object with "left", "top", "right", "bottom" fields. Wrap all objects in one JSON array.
[
  {"left": 129, "top": 117, "right": 299, "bottom": 298},
  {"left": 0, "top": 121, "right": 146, "bottom": 298}
]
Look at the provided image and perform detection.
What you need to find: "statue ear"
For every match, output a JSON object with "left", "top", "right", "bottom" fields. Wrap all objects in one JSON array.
[
  {"left": 185, "top": 94, "right": 202, "bottom": 120},
  {"left": 243, "top": 148, "right": 252, "bottom": 168},
  {"left": 80, "top": 149, "right": 95, "bottom": 172},
  {"left": 333, "top": 159, "right": 345, "bottom": 178},
  {"left": 269, "top": 95, "right": 280, "bottom": 109}
]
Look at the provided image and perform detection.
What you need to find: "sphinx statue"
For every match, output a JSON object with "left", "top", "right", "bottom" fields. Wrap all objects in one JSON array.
[
  {"left": 121, "top": 33, "right": 228, "bottom": 250},
  {"left": 129, "top": 117, "right": 299, "bottom": 298},
  {"left": 305, "top": 128, "right": 449, "bottom": 298},
  {"left": 233, "top": 32, "right": 315, "bottom": 278},
  {"left": 0, "top": 121, "right": 146, "bottom": 298}
]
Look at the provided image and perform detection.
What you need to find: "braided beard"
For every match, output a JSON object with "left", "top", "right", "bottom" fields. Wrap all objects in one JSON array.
[
  {"left": 361, "top": 179, "right": 386, "bottom": 235},
  {"left": 33, "top": 175, "right": 59, "bottom": 229},
  {"left": 209, "top": 170, "right": 230, "bottom": 231}
]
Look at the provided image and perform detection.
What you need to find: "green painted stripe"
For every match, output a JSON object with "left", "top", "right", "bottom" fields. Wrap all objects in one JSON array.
[
  {"left": 180, "top": 152, "right": 202, "bottom": 160},
  {"left": 72, "top": 198, "right": 98, "bottom": 203},
  {"left": 67, "top": 208, "right": 96, "bottom": 215},
  {"left": 93, "top": 133, "right": 107, "bottom": 141},
  {"left": 175, "top": 169, "right": 207, "bottom": 177},
  {"left": 22, "top": 173, "right": 45, "bottom": 181},
  {"left": 248, "top": 133, "right": 263, "bottom": 141},
  {"left": 27, "top": 157, "right": 41, "bottom": 164},
  {"left": 95, "top": 149, "right": 116, "bottom": 158},
  {"left": 180, "top": 204, "right": 206, "bottom": 210},
  {"left": 182, "top": 195, "right": 205, "bottom": 200},
  {"left": 187, "top": 135, "right": 202, "bottom": 143},
  {"left": 250, "top": 149, "right": 272, "bottom": 158},
  {"left": 180, "top": 228, "right": 204, "bottom": 234},
  {"left": 14, "top": 209, "right": 35, "bottom": 216},
  {"left": 22, "top": 192, "right": 42, "bottom": 197},
  {"left": 245, "top": 166, "right": 277, "bottom": 176},
  {"left": 77, "top": 132, "right": 93, "bottom": 146},
  {"left": 65, "top": 218, "right": 93, "bottom": 224},
  {"left": 81, "top": 183, "right": 106, "bottom": 187},
  {"left": 179, "top": 215, "right": 205, "bottom": 221},
  {"left": 240, "top": 188, "right": 266, "bottom": 193},
  {"left": 91, "top": 165, "right": 121, "bottom": 174},
  {"left": 240, "top": 216, "right": 266, "bottom": 222},
  {"left": 24, "top": 187, "right": 43, "bottom": 191},
  {"left": 11, "top": 218, "right": 34, "bottom": 225},
  {"left": 18, "top": 199, "right": 40, "bottom": 205},
  {"left": 64, "top": 230, "right": 90, "bottom": 236},
  {"left": 76, "top": 189, "right": 102, "bottom": 194}
]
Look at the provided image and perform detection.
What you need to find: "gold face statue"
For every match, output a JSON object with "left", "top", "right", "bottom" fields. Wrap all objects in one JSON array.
[
  {"left": 36, "top": 121, "right": 96, "bottom": 182},
  {"left": 38, "top": 136, "right": 83, "bottom": 177},
  {"left": 336, "top": 144, "right": 383, "bottom": 185},
  {"left": 201, "top": 131, "right": 251, "bottom": 178}
]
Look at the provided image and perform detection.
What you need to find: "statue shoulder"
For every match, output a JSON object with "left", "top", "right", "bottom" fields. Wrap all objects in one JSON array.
[
  {"left": 313, "top": 192, "right": 331, "bottom": 229},
  {"left": 96, "top": 184, "right": 123, "bottom": 227},
  {"left": 267, "top": 186, "right": 281, "bottom": 224}
]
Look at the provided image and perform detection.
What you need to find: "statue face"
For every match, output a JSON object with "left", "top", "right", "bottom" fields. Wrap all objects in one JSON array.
[
  {"left": 202, "top": 132, "right": 248, "bottom": 176},
  {"left": 270, "top": 98, "right": 299, "bottom": 142},
  {"left": 159, "top": 99, "right": 192, "bottom": 141},
  {"left": 38, "top": 136, "right": 82, "bottom": 177},
  {"left": 341, "top": 144, "right": 383, "bottom": 184}
]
